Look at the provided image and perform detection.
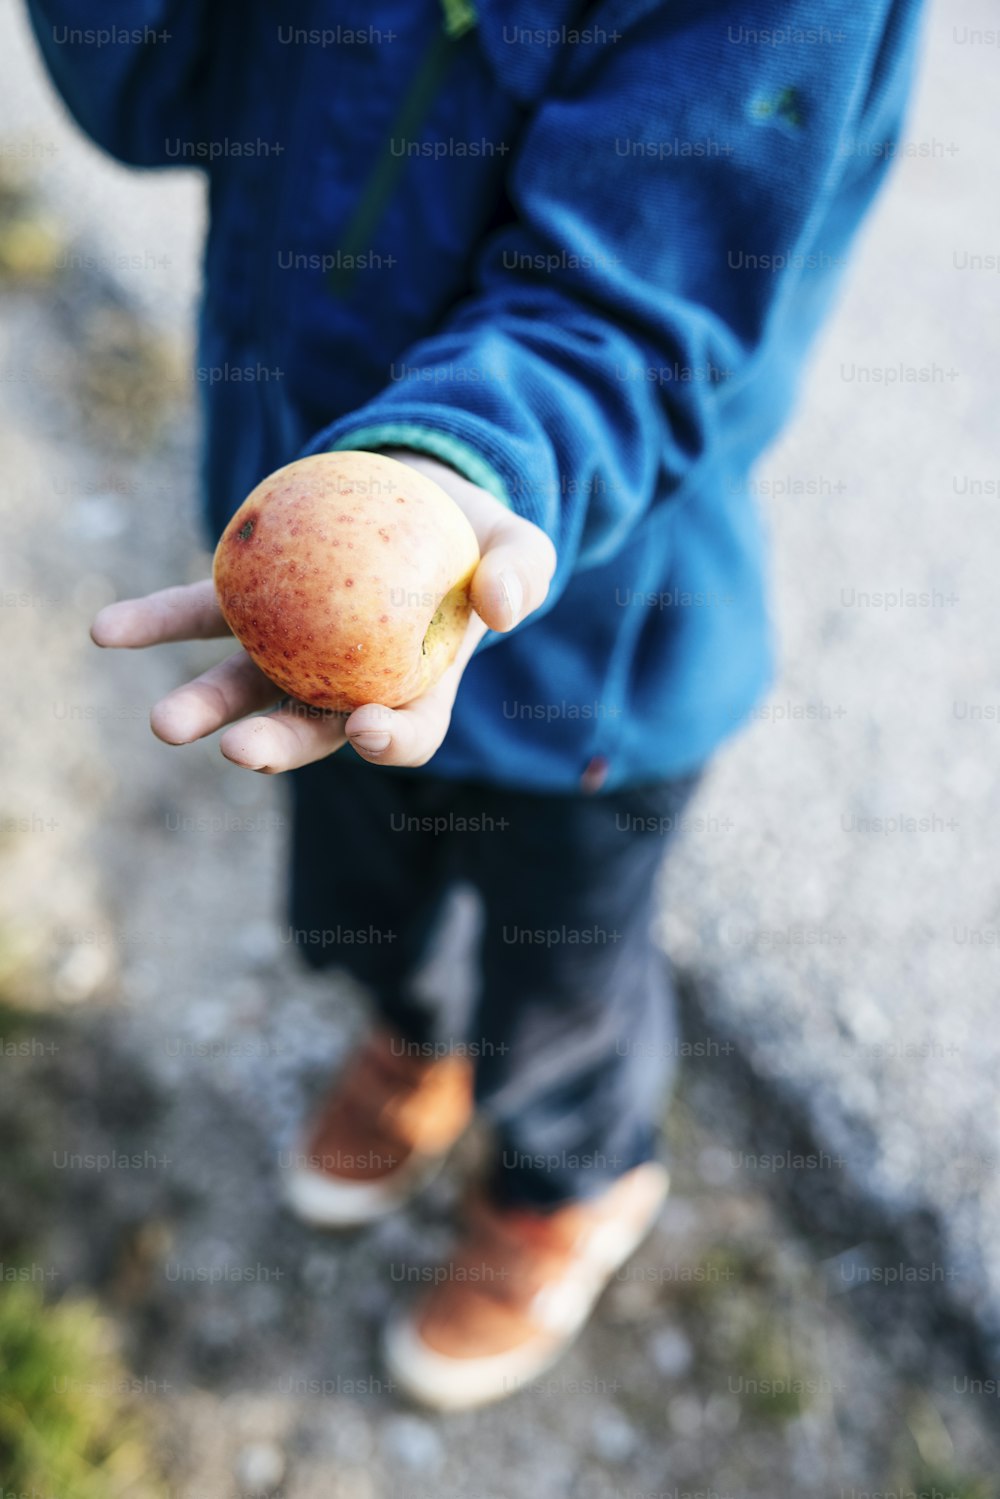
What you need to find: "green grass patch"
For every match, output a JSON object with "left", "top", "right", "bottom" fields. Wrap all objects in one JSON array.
[{"left": 0, "top": 1281, "right": 166, "bottom": 1499}]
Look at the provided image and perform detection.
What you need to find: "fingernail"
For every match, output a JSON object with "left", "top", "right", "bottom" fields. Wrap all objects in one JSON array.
[
  {"left": 498, "top": 570, "right": 523, "bottom": 628},
  {"left": 350, "top": 731, "right": 391, "bottom": 755},
  {"left": 221, "top": 746, "right": 268, "bottom": 772}
]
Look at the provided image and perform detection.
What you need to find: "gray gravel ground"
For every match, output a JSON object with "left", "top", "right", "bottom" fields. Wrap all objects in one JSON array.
[
  {"left": 660, "top": 0, "right": 1000, "bottom": 1367},
  {"left": 0, "top": 2, "right": 204, "bottom": 328},
  {"left": 1, "top": 0, "right": 1000, "bottom": 1494}
]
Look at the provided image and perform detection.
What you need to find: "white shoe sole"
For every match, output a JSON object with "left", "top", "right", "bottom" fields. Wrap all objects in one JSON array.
[
  {"left": 382, "top": 1163, "right": 669, "bottom": 1410},
  {"left": 284, "top": 1152, "right": 445, "bottom": 1230}
]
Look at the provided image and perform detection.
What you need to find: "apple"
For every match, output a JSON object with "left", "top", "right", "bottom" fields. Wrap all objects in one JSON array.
[{"left": 213, "top": 451, "right": 480, "bottom": 711}]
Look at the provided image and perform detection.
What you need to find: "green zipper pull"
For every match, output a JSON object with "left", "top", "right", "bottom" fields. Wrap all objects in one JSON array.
[
  {"left": 439, "top": 0, "right": 476, "bottom": 38},
  {"left": 327, "top": 0, "right": 478, "bottom": 298}
]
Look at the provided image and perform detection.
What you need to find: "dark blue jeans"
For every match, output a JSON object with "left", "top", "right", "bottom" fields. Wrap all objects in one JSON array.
[{"left": 288, "top": 756, "right": 702, "bottom": 1209}]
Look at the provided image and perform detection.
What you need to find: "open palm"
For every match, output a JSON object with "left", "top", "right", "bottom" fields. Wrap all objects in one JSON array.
[{"left": 90, "top": 451, "right": 556, "bottom": 773}]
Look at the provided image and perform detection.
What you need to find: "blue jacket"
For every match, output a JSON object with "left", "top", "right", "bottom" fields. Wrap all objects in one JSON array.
[{"left": 29, "top": 0, "right": 924, "bottom": 791}]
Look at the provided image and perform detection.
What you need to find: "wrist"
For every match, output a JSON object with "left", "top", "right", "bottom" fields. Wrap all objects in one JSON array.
[{"left": 371, "top": 447, "right": 492, "bottom": 508}]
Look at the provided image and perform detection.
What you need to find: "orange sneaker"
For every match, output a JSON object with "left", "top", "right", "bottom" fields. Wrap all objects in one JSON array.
[
  {"left": 383, "top": 1162, "right": 669, "bottom": 1409},
  {"left": 284, "top": 1027, "right": 474, "bottom": 1228}
]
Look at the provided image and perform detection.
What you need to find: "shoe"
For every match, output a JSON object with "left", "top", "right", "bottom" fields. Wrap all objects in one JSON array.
[
  {"left": 383, "top": 1161, "right": 669, "bottom": 1409},
  {"left": 284, "top": 1026, "right": 474, "bottom": 1228}
]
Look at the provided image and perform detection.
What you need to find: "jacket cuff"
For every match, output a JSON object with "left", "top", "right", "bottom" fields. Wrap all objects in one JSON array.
[
  {"left": 326, "top": 422, "right": 511, "bottom": 507},
  {"left": 306, "top": 405, "right": 553, "bottom": 523}
]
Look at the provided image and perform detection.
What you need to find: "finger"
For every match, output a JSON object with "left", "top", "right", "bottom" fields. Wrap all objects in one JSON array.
[
  {"left": 219, "top": 700, "right": 350, "bottom": 773},
  {"left": 91, "top": 580, "right": 230, "bottom": 648},
  {"left": 334, "top": 607, "right": 485, "bottom": 769},
  {"left": 470, "top": 516, "right": 557, "bottom": 632},
  {"left": 150, "top": 651, "right": 283, "bottom": 745},
  {"left": 344, "top": 685, "right": 453, "bottom": 769}
]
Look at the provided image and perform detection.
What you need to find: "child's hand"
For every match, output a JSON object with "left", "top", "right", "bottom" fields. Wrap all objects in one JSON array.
[{"left": 90, "top": 452, "right": 556, "bottom": 773}]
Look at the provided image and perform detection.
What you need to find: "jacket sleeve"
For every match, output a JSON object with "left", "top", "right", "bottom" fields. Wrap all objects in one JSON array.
[
  {"left": 307, "top": 0, "right": 925, "bottom": 603},
  {"left": 24, "top": 1, "right": 217, "bottom": 166}
]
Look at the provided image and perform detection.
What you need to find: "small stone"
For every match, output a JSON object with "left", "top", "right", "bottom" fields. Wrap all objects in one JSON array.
[
  {"left": 591, "top": 1408, "right": 639, "bottom": 1463},
  {"left": 237, "top": 919, "right": 282, "bottom": 965},
  {"left": 381, "top": 1414, "right": 445, "bottom": 1472},
  {"left": 192, "top": 1307, "right": 242, "bottom": 1358},
  {"left": 667, "top": 1393, "right": 703, "bottom": 1437},
  {"left": 356, "top": 1279, "right": 393, "bottom": 1319},
  {"left": 648, "top": 1326, "right": 694, "bottom": 1379},
  {"left": 696, "top": 1145, "right": 736, "bottom": 1187},
  {"left": 67, "top": 494, "right": 127, "bottom": 540},
  {"left": 301, "top": 1251, "right": 339, "bottom": 1295},
  {"left": 328, "top": 1410, "right": 374, "bottom": 1466},
  {"left": 659, "top": 1194, "right": 701, "bottom": 1235},
  {"left": 53, "top": 941, "right": 110, "bottom": 1001},
  {"left": 604, "top": 1272, "right": 657, "bottom": 1322},
  {"left": 235, "top": 1440, "right": 286, "bottom": 1491},
  {"left": 704, "top": 1393, "right": 741, "bottom": 1434}
]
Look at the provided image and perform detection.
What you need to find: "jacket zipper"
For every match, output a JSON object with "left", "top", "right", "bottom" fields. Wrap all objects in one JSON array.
[{"left": 327, "top": 0, "right": 477, "bottom": 296}]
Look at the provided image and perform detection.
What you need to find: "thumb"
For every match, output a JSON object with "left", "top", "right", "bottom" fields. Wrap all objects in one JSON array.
[{"left": 470, "top": 515, "right": 557, "bottom": 633}]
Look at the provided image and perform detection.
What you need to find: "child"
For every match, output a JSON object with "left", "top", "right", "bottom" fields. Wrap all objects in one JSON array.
[{"left": 31, "top": 0, "right": 924, "bottom": 1409}]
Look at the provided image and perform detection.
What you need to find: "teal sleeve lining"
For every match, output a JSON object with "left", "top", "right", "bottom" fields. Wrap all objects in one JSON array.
[{"left": 327, "top": 422, "right": 513, "bottom": 508}]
